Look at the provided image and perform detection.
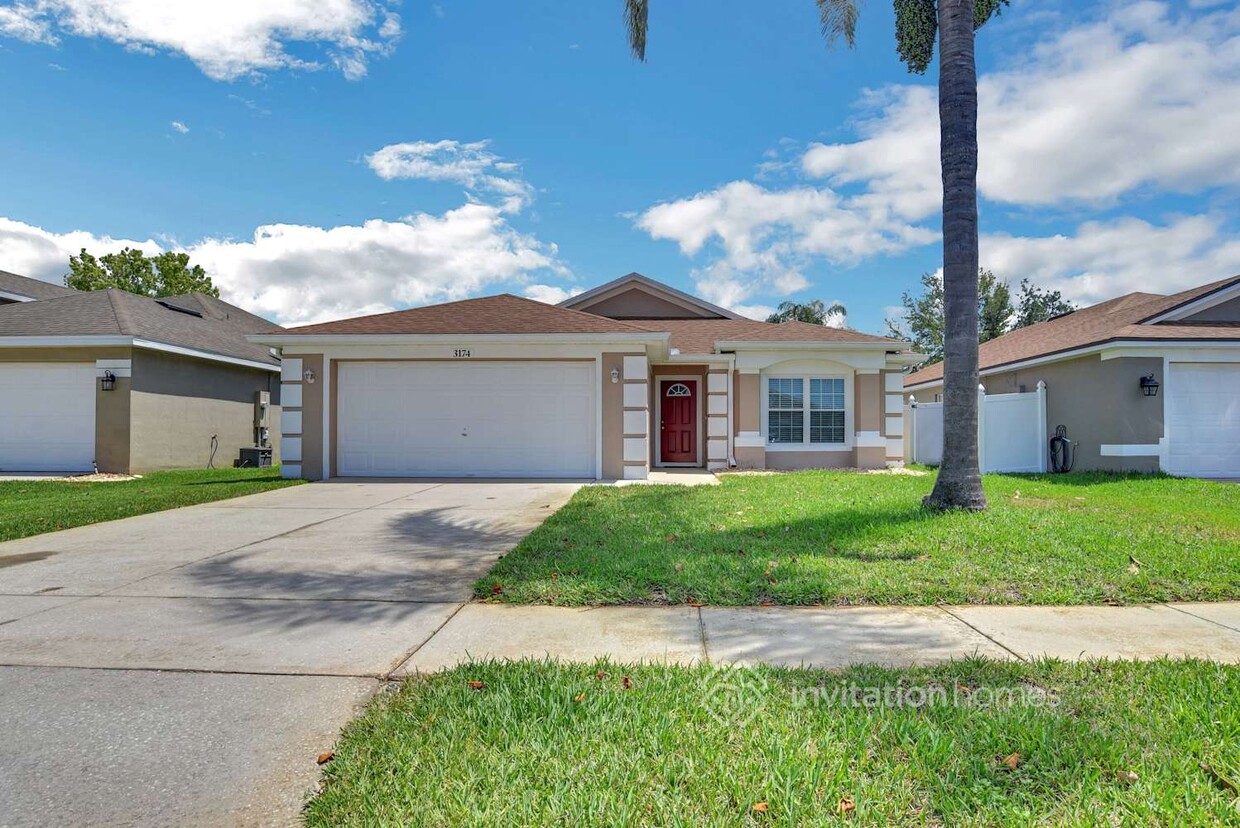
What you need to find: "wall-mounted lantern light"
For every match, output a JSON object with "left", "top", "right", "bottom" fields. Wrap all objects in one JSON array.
[
  {"left": 303, "top": 368, "right": 317, "bottom": 384},
  {"left": 1139, "top": 374, "right": 1159, "bottom": 397},
  {"left": 100, "top": 370, "right": 116, "bottom": 392},
  {"left": 610, "top": 368, "right": 620, "bottom": 384}
]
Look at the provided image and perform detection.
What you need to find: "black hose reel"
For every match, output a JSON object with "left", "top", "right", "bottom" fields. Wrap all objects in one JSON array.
[{"left": 1048, "top": 425, "right": 1077, "bottom": 473}]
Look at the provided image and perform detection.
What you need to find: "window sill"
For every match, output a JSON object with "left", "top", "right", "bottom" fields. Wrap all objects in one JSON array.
[{"left": 764, "top": 443, "right": 852, "bottom": 452}]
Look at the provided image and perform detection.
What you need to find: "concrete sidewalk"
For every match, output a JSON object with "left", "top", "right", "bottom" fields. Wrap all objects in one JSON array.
[{"left": 397, "top": 601, "right": 1240, "bottom": 673}]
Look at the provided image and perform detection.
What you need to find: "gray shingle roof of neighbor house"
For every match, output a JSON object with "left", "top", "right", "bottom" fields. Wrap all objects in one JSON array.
[
  {"left": 0, "top": 269, "right": 79, "bottom": 301},
  {"left": 906, "top": 275, "right": 1240, "bottom": 388},
  {"left": 0, "top": 288, "right": 283, "bottom": 366}
]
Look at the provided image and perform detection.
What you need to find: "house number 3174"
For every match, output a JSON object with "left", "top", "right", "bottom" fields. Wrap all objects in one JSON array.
[{"left": 453, "top": 348, "right": 472, "bottom": 358}]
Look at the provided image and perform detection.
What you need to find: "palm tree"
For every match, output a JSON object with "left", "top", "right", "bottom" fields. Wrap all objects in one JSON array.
[
  {"left": 623, "top": 0, "right": 1006, "bottom": 511},
  {"left": 766, "top": 299, "right": 847, "bottom": 326}
]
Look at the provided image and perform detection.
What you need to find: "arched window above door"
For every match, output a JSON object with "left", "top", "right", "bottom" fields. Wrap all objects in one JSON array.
[{"left": 665, "top": 383, "right": 692, "bottom": 397}]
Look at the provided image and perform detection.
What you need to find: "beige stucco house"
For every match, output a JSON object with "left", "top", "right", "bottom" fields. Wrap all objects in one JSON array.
[
  {"left": 905, "top": 275, "right": 1240, "bottom": 477},
  {"left": 0, "top": 278, "right": 283, "bottom": 474},
  {"left": 254, "top": 273, "right": 920, "bottom": 481}
]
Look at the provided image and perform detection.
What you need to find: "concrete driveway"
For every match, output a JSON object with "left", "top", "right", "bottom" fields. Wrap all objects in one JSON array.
[{"left": 0, "top": 479, "right": 579, "bottom": 827}]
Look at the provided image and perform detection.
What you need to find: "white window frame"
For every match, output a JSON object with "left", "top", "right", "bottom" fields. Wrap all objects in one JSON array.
[{"left": 761, "top": 372, "right": 854, "bottom": 452}]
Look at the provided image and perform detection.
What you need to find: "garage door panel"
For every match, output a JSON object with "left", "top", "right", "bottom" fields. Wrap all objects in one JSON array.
[
  {"left": 0, "top": 363, "right": 96, "bottom": 472},
  {"left": 1167, "top": 363, "right": 1239, "bottom": 478},
  {"left": 337, "top": 361, "right": 596, "bottom": 478}
]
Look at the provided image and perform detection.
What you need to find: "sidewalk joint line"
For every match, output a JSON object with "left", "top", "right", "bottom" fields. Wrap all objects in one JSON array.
[
  {"left": 384, "top": 600, "right": 469, "bottom": 679},
  {"left": 936, "top": 605, "right": 1028, "bottom": 663},
  {"left": 1159, "top": 602, "right": 1240, "bottom": 634},
  {"left": 0, "top": 661, "right": 384, "bottom": 680}
]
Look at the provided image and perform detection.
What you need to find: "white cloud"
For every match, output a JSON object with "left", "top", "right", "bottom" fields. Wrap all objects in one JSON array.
[
  {"left": 0, "top": 204, "right": 565, "bottom": 326},
  {"left": 636, "top": 1, "right": 1240, "bottom": 315},
  {"left": 0, "top": 0, "right": 402, "bottom": 80},
  {"left": 521, "top": 284, "right": 582, "bottom": 305},
  {"left": 636, "top": 179, "right": 934, "bottom": 315},
  {"left": 981, "top": 215, "right": 1240, "bottom": 305},
  {"left": 802, "top": 1, "right": 1240, "bottom": 218},
  {"left": 365, "top": 140, "right": 532, "bottom": 211},
  {"left": 170, "top": 120, "right": 188, "bottom": 134}
]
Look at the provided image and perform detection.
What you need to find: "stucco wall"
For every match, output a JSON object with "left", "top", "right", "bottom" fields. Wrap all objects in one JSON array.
[
  {"left": 766, "top": 449, "right": 855, "bottom": 470},
  {"left": 127, "top": 350, "right": 280, "bottom": 473},
  {"left": 908, "top": 353, "right": 1164, "bottom": 472},
  {"left": 601, "top": 353, "right": 626, "bottom": 479}
]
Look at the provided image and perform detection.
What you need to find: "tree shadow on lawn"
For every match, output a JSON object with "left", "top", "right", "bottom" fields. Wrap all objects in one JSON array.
[{"left": 481, "top": 485, "right": 961, "bottom": 604}]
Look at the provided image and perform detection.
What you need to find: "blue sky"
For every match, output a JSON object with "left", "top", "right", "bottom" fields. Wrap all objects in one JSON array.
[{"left": 1, "top": 0, "right": 1238, "bottom": 332}]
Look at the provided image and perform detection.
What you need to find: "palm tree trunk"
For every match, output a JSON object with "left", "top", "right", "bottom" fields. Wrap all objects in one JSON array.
[{"left": 924, "top": 0, "right": 987, "bottom": 511}]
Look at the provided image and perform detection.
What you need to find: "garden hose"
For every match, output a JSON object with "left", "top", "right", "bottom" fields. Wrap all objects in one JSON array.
[{"left": 1048, "top": 425, "right": 1077, "bottom": 473}]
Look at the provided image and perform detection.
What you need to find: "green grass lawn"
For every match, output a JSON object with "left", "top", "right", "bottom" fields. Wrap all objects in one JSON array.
[
  {"left": 0, "top": 467, "right": 303, "bottom": 543},
  {"left": 475, "top": 471, "right": 1239, "bottom": 606},
  {"left": 305, "top": 658, "right": 1240, "bottom": 826}
]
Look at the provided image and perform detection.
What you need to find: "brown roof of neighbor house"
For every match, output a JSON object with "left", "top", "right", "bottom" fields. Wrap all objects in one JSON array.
[
  {"left": 0, "top": 269, "right": 79, "bottom": 301},
  {"left": 629, "top": 318, "right": 905, "bottom": 353},
  {"left": 0, "top": 288, "right": 282, "bottom": 365},
  {"left": 906, "top": 275, "right": 1240, "bottom": 387},
  {"left": 282, "top": 294, "right": 660, "bottom": 336}
]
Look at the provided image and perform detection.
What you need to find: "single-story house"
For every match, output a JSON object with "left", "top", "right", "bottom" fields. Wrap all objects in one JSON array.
[
  {"left": 252, "top": 272, "right": 920, "bottom": 481},
  {"left": 905, "top": 275, "right": 1240, "bottom": 478},
  {"left": 0, "top": 285, "right": 283, "bottom": 473},
  {"left": 0, "top": 269, "right": 80, "bottom": 304}
]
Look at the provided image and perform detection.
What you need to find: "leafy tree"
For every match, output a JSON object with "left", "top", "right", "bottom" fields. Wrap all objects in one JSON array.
[
  {"left": 885, "top": 268, "right": 1012, "bottom": 364},
  {"left": 66, "top": 248, "right": 219, "bottom": 298},
  {"left": 766, "top": 299, "right": 847, "bottom": 326},
  {"left": 1014, "top": 278, "right": 1074, "bottom": 328},
  {"left": 622, "top": 0, "right": 1009, "bottom": 511}
]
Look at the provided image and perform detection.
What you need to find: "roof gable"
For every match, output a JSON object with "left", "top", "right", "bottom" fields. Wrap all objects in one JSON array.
[
  {"left": 1141, "top": 275, "right": 1240, "bottom": 324},
  {"left": 559, "top": 272, "right": 744, "bottom": 320}
]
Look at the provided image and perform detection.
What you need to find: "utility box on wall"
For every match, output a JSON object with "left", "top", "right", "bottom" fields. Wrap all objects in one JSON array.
[{"left": 254, "top": 390, "right": 271, "bottom": 447}]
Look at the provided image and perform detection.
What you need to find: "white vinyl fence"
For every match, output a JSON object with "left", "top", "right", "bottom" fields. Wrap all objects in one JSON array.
[{"left": 907, "top": 381, "right": 1047, "bottom": 473}]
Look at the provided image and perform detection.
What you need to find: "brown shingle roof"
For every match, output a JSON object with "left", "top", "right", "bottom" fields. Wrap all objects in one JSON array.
[
  {"left": 0, "top": 269, "right": 78, "bottom": 301},
  {"left": 906, "top": 276, "right": 1240, "bottom": 387},
  {"left": 283, "top": 294, "right": 659, "bottom": 336},
  {"left": 0, "top": 289, "right": 282, "bottom": 365},
  {"left": 628, "top": 319, "right": 904, "bottom": 353}
]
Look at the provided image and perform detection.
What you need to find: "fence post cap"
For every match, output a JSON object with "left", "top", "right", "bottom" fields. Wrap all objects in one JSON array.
[{"left": 1036, "top": 379, "right": 1047, "bottom": 390}]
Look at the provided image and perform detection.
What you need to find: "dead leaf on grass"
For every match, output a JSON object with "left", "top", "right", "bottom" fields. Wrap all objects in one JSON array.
[
  {"left": 837, "top": 796, "right": 855, "bottom": 815},
  {"left": 1113, "top": 770, "right": 1139, "bottom": 784},
  {"left": 622, "top": 675, "right": 633, "bottom": 690},
  {"left": 751, "top": 801, "right": 769, "bottom": 813},
  {"left": 595, "top": 671, "right": 608, "bottom": 681},
  {"left": 573, "top": 692, "right": 587, "bottom": 703},
  {"left": 1127, "top": 554, "right": 1145, "bottom": 575},
  {"left": 316, "top": 751, "right": 334, "bottom": 765},
  {"left": 467, "top": 680, "right": 485, "bottom": 690},
  {"left": 999, "top": 752, "right": 1022, "bottom": 771},
  {"left": 490, "top": 583, "right": 503, "bottom": 596}
]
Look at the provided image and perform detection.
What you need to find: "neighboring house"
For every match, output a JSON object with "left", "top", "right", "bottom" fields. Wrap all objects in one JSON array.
[
  {"left": 253, "top": 272, "right": 920, "bottom": 481},
  {"left": 0, "top": 269, "right": 79, "bottom": 304},
  {"left": 905, "top": 275, "right": 1240, "bottom": 478},
  {"left": 0, "top": 286, "right": 283, "bottom": 473}
]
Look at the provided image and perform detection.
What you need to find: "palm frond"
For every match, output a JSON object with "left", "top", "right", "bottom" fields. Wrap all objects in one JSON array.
[
  {"left": 816, "top": 0, "right": 861, "bottom": 48},
  {"left": 624, "top": 0, "right": 649, "bottom": 61}
]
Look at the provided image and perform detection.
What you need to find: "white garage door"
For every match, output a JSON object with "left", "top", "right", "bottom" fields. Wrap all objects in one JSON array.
[
  {"left": 1167, "top": 362, "right": 1240, "bottom": 478},
  {"left": 337, "top": 361, "right": 596, "bottom": 478},
  {"left": 0, "top": 363, "right": 96, "bottom": 472}
]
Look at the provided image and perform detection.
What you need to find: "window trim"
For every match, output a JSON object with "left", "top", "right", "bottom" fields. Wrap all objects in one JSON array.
[{"left": 760, "top": 372, "right": 854, "bottom": 452}]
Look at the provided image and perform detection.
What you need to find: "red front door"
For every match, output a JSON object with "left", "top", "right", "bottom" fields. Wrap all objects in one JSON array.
[{"left": 660, "top": 380, "right": 698, "bottom": 464}]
